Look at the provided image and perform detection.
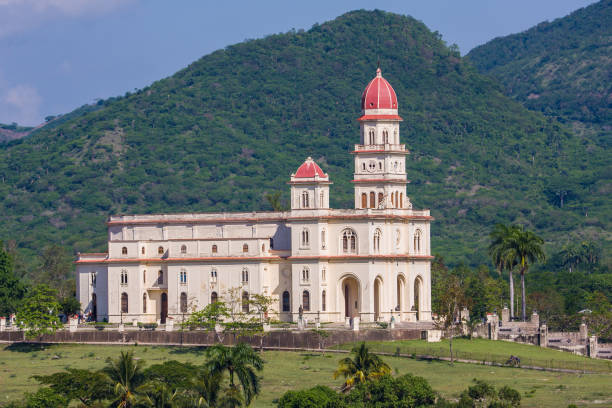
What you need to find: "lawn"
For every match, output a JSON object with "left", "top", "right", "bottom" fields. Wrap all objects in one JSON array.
[
  {"left": 335, "top": 338, "right": 612, "bottom": 374},
  {"left": 0, "top": 342, "right": 611, "bottom": 407}
]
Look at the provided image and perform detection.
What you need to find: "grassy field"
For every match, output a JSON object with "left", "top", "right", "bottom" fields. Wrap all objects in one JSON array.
[
  {"left": 0, "top": 342, "right": 611, "bottom": 407},
  {"left": 334, "top": 338, "right": 612, "bottom": 373}
]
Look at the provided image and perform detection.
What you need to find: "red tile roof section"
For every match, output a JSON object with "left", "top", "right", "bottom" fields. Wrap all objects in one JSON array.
[
  {"left": 361, "top": 68, "right": 398, "bottom": 111},
  {"left": 294, "top": 158, "right": 326, "bottom": 178}
]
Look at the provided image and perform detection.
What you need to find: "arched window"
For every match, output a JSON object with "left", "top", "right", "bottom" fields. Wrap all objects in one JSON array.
[
  {"left": 414, "top": 229, "right": 422, "bottom": 253},
  {"left": 302, "top": 267, "right": 309, "bottom": 282},
  {"left": 91, "top": 272, "right": 97, "bottom": 287},
  {"left": 322, "top": 290, "right": 326, "bottom": 311},
  {"left": 282, "top": 291, "right": 290, "bottom": 312},
  {"left": 143, "top": 270, "right": 146, "bottom": 284},
  {"left": 122, "top": 247, "right": 127, "bottom": 255},
  {"left": 121, "top": 293, "right": 128, "bottom": 314},
  {"left": 302, "top": 191, "right": 310, "bottom": 208},
  {"left": 180, "top": 244, "right": 187, "bottom": 254},
  {"left": 379, "top": 162, "right": 382, "bottom": 170},
  {"left": 243, "top": 244, "right": 248, "bottom": 253},
  {"left": 212, "top": 244, "right": 218, "bottom": 253},
  {"left": 369, "top": 192, "right": 375, "bottom": 209},
  {"left": 378, "top": 192, "right": 383, "bottom": 208},
  {"left": 142, "top": 293, "right": 147, "bottom": 313},
  {"left": 321, "top": 229, "right": 326, "bottom": 249},
  {"left": 121, "top": 270, "right": 128, "bottom": 286},
  {"left": 361, "top": 193, "right": 367, "bottom": 209},
  {"left": 180, "top": 269, "right": 187, "bottom": 284},
  {"left": 373, "top": 228, "right": 382, "bottom": 252},
  {"left": 211, "top": 268, "right": 217, "bottom": 282},
  {"left": 242, "top": 291, "right": 249, "bottom": 313},
  {"left": 368, "top": 129, "right": 375, "bottom": 145},
  {"left": 180, "top": 292, "right": 188, "bottom": 313},
  {"left": 141, "top": 246, "right": 145, "bottom": 255},
  {"left": 400, "top": 193, "right": 403, "bottom": 208},
  {"left": 270, "top": 238, "right": 274, "bottom": 249},
  {"left": 391, "top": 192, "right": 394, "bottom": 206},
  {"left": 211, "top": 291, "right": 218, "bottom": 304},
  {"left": 302, "top": 290, "right": 310, "bottom": 311},
  {"left": 157, "top": 270, "right": 163, "bottom": 285},
  {"left": 242, "top": 268, "right": 248, "bottom": 283},
  {"left": 383, "top": 129, "right": 389, "bottom": 144},
  {"left": 302, "top": 229, "right": 309, "bottom": 247},
  {"left": 158, "top": 246, "right": 164, "bottom": 255},
  {"left": 322, "top": 268, "right": 326, "bottom": 281},
  {"left": 261, "top": 243, "right": 265, "bottom": 252},
  {"left": 362, "top": 162, "right": 366, "bottom": 171},
  {"left": 342, "top": 229, "right": 357, "bottom": 253}
]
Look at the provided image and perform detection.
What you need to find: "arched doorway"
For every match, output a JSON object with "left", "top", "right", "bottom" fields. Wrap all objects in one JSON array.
[
  {"left": 341, "top": 276, "right": 360, "bottom": 318},
  {"left": 91, "top": 293, "right": 97, "bottom": 322},
  {"left": 374, "top": 277, "right": 383, "bottom": 321},
  {"left": 397, "top": 275, "right": 406, "bottom": 319},
  {"left": 414, "top": 277, "right": 422, "bottom": 321},
  {"left": 160, "top": 293, "right": 168, "bottom": 324}
]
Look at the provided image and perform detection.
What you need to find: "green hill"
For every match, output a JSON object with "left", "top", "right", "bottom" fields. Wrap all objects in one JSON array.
[
  {"left": 0, "top": 10, "right": 608, "bottom": 269},
  {"left": 466, "top": 0, "right": 611, "bottom": 129}
]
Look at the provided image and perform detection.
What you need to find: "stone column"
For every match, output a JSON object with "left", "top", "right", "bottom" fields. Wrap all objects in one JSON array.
[
  {"left": 588, "top": 336, "right": 598, "bottom": 358},
  {"left": 166, "top": 319, "right": 174, "bottom": 332},
  {"left": 539, "top": 324, "right": 548, "bottom": 348},
  {"left": 69, "top": 316, "right": 78, "bottom": 333},
  {"left": 501, "top": 307, "right": 509, "bottom": 323},
  {"left": 0, "top": 317, "right": 5, "bottom": 332},
  {"left": 530, "top": 311, "right": 539, "bottom": 326},
  {"left": 580, "top": 323, "right": 588, "bottom": 343},
  {"left": 352, "top": 317, "right": 360, "bottom": 331}
]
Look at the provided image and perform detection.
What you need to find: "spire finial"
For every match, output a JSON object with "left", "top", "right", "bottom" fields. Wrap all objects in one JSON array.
[{"left": 376, "top": 59, "right": 382, "bottom": 77}]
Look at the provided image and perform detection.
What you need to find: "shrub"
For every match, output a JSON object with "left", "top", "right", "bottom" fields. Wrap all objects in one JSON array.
[{"left": 278, "top": 385, "right": 343, "bottom": 408}]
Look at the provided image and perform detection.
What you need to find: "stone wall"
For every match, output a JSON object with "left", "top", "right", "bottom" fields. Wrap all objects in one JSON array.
[{"left": 0, "top": 327, "right": 422, "bottom": 349}]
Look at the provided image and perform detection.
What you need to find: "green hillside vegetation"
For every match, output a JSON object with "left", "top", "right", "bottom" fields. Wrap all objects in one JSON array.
[
  {"left": 466, "top": 0, "right": 611, "bottom": 238},
  {"left": 0, "top": 9, "right": 609, "bottom": 272}
]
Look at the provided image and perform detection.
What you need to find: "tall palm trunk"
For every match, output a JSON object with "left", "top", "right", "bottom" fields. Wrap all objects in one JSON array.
[
  {"left": 521, "top": 268, "right": 527, "bottom": 321},
  {"left": 508, "top": 270, "right": 515, "bottom": 319}
]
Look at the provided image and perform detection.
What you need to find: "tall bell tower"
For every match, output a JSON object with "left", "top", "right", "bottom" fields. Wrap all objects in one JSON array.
[{"left": 352, "top": 68, "right": 411, "bottom": 210}]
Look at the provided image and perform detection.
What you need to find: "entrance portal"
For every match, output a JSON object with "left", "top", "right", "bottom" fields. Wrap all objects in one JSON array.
[
  {"left": 91, "top": 293, "right": 97, "bottom": 322},
  {"left": 414, "top": 277, "right": 421, "bottom": 321},
  {"left": 374, "top": 277, "right": 382, "bottom": 321},
  {"left": 161, "top": 293, "right": 168, "bottom": 324},
  {"left": 341, "top": 276, "right": 360, "bottom": 318}
]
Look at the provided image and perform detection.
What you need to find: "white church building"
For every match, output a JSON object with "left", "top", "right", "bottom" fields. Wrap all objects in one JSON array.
[{"left": 76, "top": 68, "right": 434, "bottom": 324}]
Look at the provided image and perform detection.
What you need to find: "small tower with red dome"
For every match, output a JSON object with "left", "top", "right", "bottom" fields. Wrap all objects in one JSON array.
[
  {"left": 289, "top": 157, "right": 331, "bottom": 210},
  {"left": 352, "top": 68, "right": 410, "bottom": 210}
]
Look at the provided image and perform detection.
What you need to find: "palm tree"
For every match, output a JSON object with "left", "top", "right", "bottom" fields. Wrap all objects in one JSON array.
[
  {"left": 102, "top": 350, "right": 146, "bottom": 408},
  {"left": 333, "top": 342, "right": 391, "bottom": 392},
  {"left": 139, "top": 381, "right": 181, "bottom": 408},
  {"left": 189, "top": 366, "right": 223, "bottom": 408},
  {"left": 504, "top": 226, "right": 546, "bottom": 321},
  {"left": 489, "top": 224, "right": 518, "bottom": 319},
  {"left": 206, "top": 343, "right": 264, "bottom": 406}
]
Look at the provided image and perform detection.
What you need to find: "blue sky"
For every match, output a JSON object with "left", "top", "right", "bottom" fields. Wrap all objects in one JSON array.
[{"left": 0, "top": 0, "right": 597, "bottom": 126}]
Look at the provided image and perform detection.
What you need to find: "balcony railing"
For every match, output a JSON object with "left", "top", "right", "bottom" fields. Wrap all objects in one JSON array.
[{"left": 354, "top": 144, "right": 406, "bottom": 152}]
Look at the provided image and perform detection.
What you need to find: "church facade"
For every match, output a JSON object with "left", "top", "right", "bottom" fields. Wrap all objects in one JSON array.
[{"left": 76, "top": 68, "right": 434, "bottom": 324}]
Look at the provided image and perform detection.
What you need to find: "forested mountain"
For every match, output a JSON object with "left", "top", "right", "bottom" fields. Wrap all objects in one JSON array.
[
  {"left": 0, "top": 9, "right": 608, "bottom": 270},
  {"left": 0, "top": 123, "right": 33, "bottom": 143},
  {"left": 467, "top": 0, "right": 611, "bottom": 129}
]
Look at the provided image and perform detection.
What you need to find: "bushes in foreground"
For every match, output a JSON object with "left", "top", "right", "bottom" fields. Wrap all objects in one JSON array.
[{"left": 278, "top": 376, "right": 520, "bottom": 408}]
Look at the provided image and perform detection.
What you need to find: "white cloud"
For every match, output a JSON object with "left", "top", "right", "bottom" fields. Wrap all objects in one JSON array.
[
  {"left": 1, "top": 84, "right": 42, "bottom": 126},
  {"left": 0, "top": 0, "right": 131, "bottom": 38}
]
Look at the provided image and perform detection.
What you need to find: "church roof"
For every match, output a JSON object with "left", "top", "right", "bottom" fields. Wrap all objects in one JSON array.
[
  {"left": 293, "top": 157, "right": 327, "bottom": 179},
  {"left": 361, "top": 68, "right": 398, "bottom": 111}
]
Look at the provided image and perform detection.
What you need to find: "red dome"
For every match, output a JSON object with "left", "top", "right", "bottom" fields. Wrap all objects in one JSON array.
[
  {"left": 294, "top": 157, "right": 326, "bottom": 178},
  {"left": 361, "top": 68, "right": 398, "bottom": 111}
]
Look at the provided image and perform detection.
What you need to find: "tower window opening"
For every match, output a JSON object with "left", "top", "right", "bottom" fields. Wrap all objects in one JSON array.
[
  {"left": 322, "top": 290, "right": 326, "bottom": 311},
  {"left": 158, "top": 246, "right": 164, "bottom": 255},
  {"left": 374, "top": 228, "right": 382, "bottom": 252},
  {"left": 342, "top": 229, "right": 357, "bottom": 253},
  {"left": 157, "top": 270, "right": 163, "bottom": 285},
  {"left": 361, "top": 193, "right": 367, "bottom": 209},
  {"left": 414, "top": 229, "right": 422, "bottom": 253},
  {"left": 212, "top": 244, "right": 218, "bottom": 253},
  {"left": 302, "top": 191, "right": 310, "bottom": 208},
  {"left": 378, "top": 192, "right": 384, "bottom": 208},
  {"left": 369, "top": 192, "right": 375, "bottom": 209},
  {"left": 122, "top": 247, "right": 127, "bottom": 255},
  {"left": 180, "top": 244, "right": 187, "bottom": 254},
  {"left": 242, "top": 268, "right": 249, "bottom": 283},
  {"left": 243, "top": 243, "right": 248, "bottom": 253}
]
